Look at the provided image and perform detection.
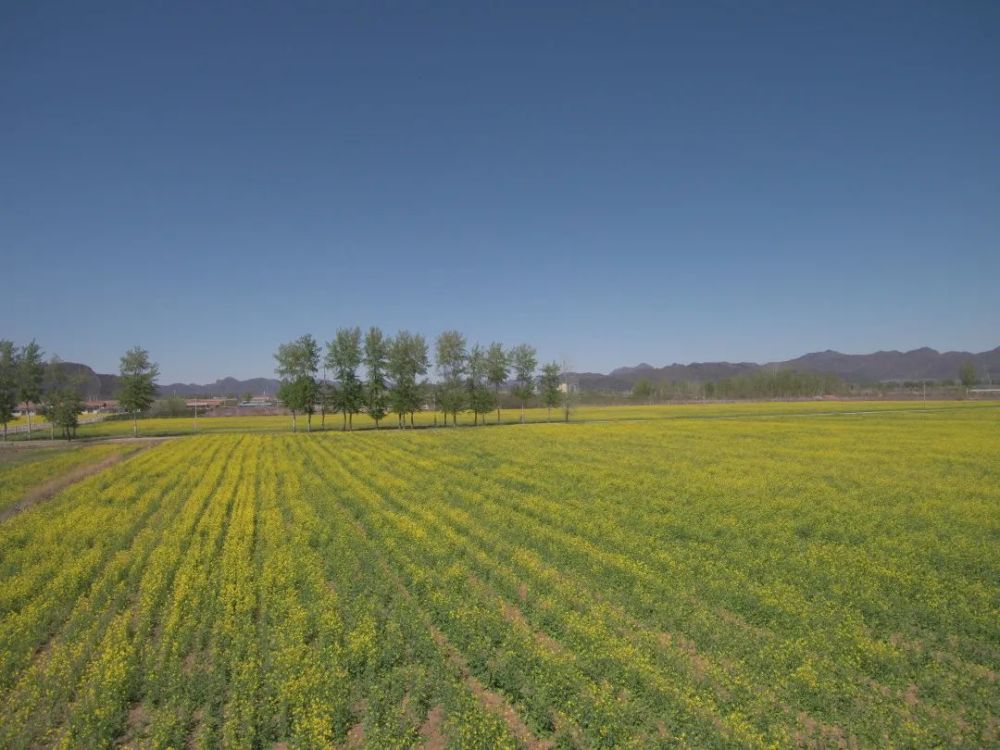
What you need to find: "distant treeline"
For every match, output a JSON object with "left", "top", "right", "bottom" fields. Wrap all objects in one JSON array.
[
  {"left": 5, "top": 332, "right": 989, "bottom": 441},
  {"left": 0, "top": 340, "right": 86, "bottom": 439},
  {"left": 623, "top": 369, "right": 845, "bottom": 402},
  {"left": 711, "top": 369, "right": 845, "bottom": 399},
  {"left": 274, "top": 329, "right": 567, "bottom": 431},
  {"left": 615, "top": 367, "right": 986, "bottom": 403},
  {"left": 1, "top": 339, "right": 159, "bottom": 439}
]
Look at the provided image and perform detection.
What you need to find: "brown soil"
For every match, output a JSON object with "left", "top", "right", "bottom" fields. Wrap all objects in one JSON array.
[
  {"left": 186, "top": 707, "right": 206, "bottom": 750},
  {"left": 418, "top": 705, "right": 446, "bottom": 750},
  {"left": 345, "top": 722, "right": 365, "bottom": 748},
  {"left": 117, "top": 702, "right": 151, "bottom": 747}
]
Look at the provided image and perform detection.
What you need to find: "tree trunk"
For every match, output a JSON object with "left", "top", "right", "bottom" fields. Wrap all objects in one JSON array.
[
  {"left": 27, "top": 406, "right": 32, "bottom": 437},
  {"left": 2, "top": 424, "right": 6, "bottom": 441},
  {"left": 321, "top": 409, "right": 326, "bottom": 430},
  {"left": 349, "top": 412, "right": 353, "bottom": 431},
  {"left": 291, "top": 411, "right": 297, "bottom": 432},
  {"left": 496, "top": 387, "right": 501, "bottom": 425},
  {"left": 307, "top": 413, "right": 312, "bottom": 432},
  {"left": 342, "top": 412, "right": 347, "bottom": 432},
  {"left": 133, "top": 412, "right": 138, "bottom": 437},
  {"left": 410, "top": 412, "right": 414, "bottom": 428}
]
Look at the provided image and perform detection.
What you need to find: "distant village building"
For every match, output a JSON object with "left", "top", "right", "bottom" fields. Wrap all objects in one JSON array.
[
  {"left": 84, "top": 400, "right": 120, "bottom": 413},
  {"left": 185, "top": 398, "right": 230, "bottom": 410},
  {"left": 969, "top": 388, "right": 1000, "bottom": 398},
  {"left": 240, "top": 394, "right": 277, "bottom": 407}
]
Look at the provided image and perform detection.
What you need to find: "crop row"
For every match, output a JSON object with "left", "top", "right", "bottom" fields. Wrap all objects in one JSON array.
[
  {"left": 0, "top": 443, "right": 137, "bottom": 514},
  {"left": 0, "top": 408, "right": 996, "bottom": 748},
  {"left": 10, "top": 399, "right": 997, "bottom": 442},
  {"left": 0, "top": 436, "right": 520, "bottom": 748}
]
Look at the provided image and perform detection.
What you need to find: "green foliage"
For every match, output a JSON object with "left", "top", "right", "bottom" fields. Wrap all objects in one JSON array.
[
  {"left": 0, "top": 341, "right": 18, "bottom": 439},
  {"left": 17, "top": 340, "right": 44, "bottom": 436},
  {"left": 435, "top": 330, "right": 467, "bottom": 425},
  {"left": 485, "top": 342, "right": 509, "bottom": 423},
  {"left": 326, "top": 327, "right": 364, "bottom": 430},
  {"left": 274, "top": 335, "right": 320, "bottom": 431},
  {"left": 466, "top": 344, "right": 495, "bottom": 424},
  {"left": 632, "top": 378, "right": 654, "bottom": 402},
  {"left": 150, "top": 396, "right": 190, "bottom": 418},
  {"left": 318, "top": 379, "right": 338, "bottom": 427},
  {"left": 509, "top": 343, "right": 537, "bottom": 421},
  {"left": 277, "top": 377, "right": 318, "bottom": 429},
  {"left": 709, "top": 369, "right": 845, "bottom": 400},
  {"left": 485, "top": 342, "right": 509, "bottom": 388},
  {"left": 42, "top": 387, "right": 84, "bottom": 439},
  {"left": 17, "top": 339, "right": 44, "bottom": 405},
  {"left": 539, "top": 361, "right": 562, "bottom": 418},
  {"left": 41, "top": 357, "right": 86, "bottom": 439},
  {"left": 388, "top": 331, "right": 429, "bottom": 427},
  {"left": 118, "top": 346, "right": 160, "bottom": 435},
  {"left": 959, "top": 361, "right": 977, "bottom": 388},
  {"left": 363, "top": 327, "right": 390, "bottom": 427}
]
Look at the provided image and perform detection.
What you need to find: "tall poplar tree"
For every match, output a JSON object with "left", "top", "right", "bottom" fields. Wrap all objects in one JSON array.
[
  {"left": 467, "top": 344, "right": 494, "bottom": 426},
  {"left": 539, "top": 361, "right": 563, "bottom": 422},
  {"left": 118, "top": 346, "right": 160, "bottom": 437},
  {"left": 18, "top": 339, "right": 44, "bottom": 437},
  {"left": 0, "top": 341, "right": 18, "bottom": 441},
  {"left": 363, "top": 327, "right": 390, "bottom": 428},
  {"left": 510, "top": 344, "right": 537, "bottom": 423},
  {"left": 388, "top": 331, "right": 429, "bottom": 428},
  {"left": 435, "top": 330, "right": 467, "bottom": 426},
  {"left": 326, "top": 327, "right": 363, "bottom": 431},
  {"left": 275, "top": 334, "right": 320, "bottom": 432},
  {"left": 485, "top": 342, "right": 509, "bottom": 424},
  {"left": 43, "top": 358, "right": 85, "bottom": 440}
]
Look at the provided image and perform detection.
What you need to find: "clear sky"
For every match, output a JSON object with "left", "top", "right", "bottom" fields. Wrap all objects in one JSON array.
[{"left": 3, "top": 2, "right": 998, "bottom": 382}]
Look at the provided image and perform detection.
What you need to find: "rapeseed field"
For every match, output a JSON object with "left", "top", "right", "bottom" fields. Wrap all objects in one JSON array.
[{"left": 0, "top": 406, "right": 997, "bottom": 747}]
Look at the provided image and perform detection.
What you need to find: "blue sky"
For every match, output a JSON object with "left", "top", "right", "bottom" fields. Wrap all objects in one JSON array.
[{"left": 3, "top": 2, "right": 998, "bottom": 382}]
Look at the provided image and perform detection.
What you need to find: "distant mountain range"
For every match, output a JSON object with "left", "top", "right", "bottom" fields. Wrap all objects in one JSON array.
[
  {"left": 40, "top": 363, "right": 283, "bottom": 400},
  {"left": 51, "top": 345, "right": 999, "bottom": 399},
  {"left": 157, "top": 377, "right": 283, "bottom": 398},
  {"left": 573, "top": 346, "right": 1000, "bottom": 391}
]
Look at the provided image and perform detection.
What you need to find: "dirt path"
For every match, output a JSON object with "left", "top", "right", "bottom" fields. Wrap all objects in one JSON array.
[
  {"left": 0, "top": 440, "right": 168, "bottom": 523},
  {"left": 86, "top": 436, "right": 175, "bottom": 445}
]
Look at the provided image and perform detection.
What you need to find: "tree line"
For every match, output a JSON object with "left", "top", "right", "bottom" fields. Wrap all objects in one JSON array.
[
  {"left": 274, "top": 329, "right": 564, "bottom": 431},
  {"left": 0, "top": 339, "right": 159, "bottom": 440},
  {"left": 628, "top": 362, "right": 991, "bottom": 403},
  {"left": 627, "top": 369, "right": 849, "bottom": 403}
]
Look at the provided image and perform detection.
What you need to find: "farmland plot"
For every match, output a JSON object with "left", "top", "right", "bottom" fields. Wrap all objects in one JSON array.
[
  {"left": 9, "top": 399, "right": 996, "bottom": 441},
  {"left": 0, "top": 443, "right": 142, "bottom": 517},
  {"left": 0, "top": 408, "right": 997, "bottom": 748}
]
